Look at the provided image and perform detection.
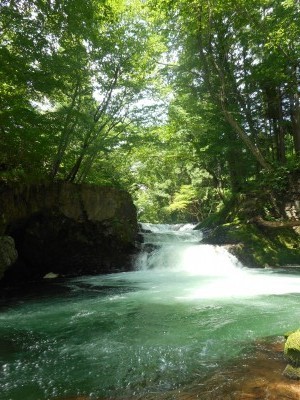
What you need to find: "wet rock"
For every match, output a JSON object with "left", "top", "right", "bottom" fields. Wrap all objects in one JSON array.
[
  {"left": 0, "top": 236, "right": 18, "bottom": 279},
  {"left": 284, "top": 330, "right": 300, "bottom": 365},
  {"left": 283, "top": 329, "right": 300, "bottom": 380},
  {"left": 283, "top": 364, "right": 300, "bottom": 380},
  {"left": 43, "top": 272, "right": 59, "bottom": 279},
  {"left": 201, "top": 224, "right": 241, "bottom": 245},
  {"left": 138, "top": 222, "right": 152, "bottom": 234}
]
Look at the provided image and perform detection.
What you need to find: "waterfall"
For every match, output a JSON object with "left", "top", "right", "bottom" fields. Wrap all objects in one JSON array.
[
  {"left": 135, "top": 223, "right": 300, "bottom": 299},
  {"left": 135, "top": 223, "right": 242, "bottom": 276}
]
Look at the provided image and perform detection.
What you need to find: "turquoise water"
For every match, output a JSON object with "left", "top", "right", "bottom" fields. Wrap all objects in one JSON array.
[{"left": 0, "top": 224, "right": 300, "bottom": 400}]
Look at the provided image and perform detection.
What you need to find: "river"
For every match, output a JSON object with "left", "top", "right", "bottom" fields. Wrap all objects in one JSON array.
[{"left": 1, "top": 223, "right": 300, "bottom": 399}]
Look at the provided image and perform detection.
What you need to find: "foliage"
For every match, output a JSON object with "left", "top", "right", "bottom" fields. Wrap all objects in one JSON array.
[
  {"left": 0, "top": 0, "right": 165, "bottom": 184},
  {"left": 1, "top": 0, "right": 299, "bottom": 224}
]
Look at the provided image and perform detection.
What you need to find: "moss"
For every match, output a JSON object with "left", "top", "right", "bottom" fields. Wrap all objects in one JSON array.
[
  {"left": 226, "top": 223, "right": 298, "bottom": 267},
  {"left": 199, "top": 182, "right": 300, "bottom": 267},
  {"left": 284, "top": 330, "right": 300, "bottom": 340},
  {"left": 284, "top": 331, "right": 300, "bottom": 366},
  {"left": 202, "top": 219, "right": 299, "bottom": 267}
]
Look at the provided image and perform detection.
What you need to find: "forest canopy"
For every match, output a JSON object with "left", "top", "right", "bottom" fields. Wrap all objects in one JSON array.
[{"left": 1, "top": 0, "right": 299, "bottom": 222}]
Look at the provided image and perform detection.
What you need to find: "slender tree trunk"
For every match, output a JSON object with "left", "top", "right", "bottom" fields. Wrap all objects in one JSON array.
[
  {"left": 291, "top": 91, "right": 300, "bottom": 155},
  {"left": 66, "top": 152, "right": 86, "bottom": 183},
  {"left": 222, "top": 107, "right": 272, "bottom": 170},
  {"left": 77, "top": 149, "right": 100, "bottom": 183},
  {"left": 273, "top": 118, "right": 286, "bottom": 164},
  {"left": 213, "top": 48, "right": 272, "bottom": 171},
  {"left": 226, "top": 146, "right": 245, "bottom": 193},
  {"left": 94, "top": 65, "right": 120, "bottom": 122},
  {"left": 277, "top": 90, "right": 286, "bottom": 163},
  {"left": 196, "top": 13, "right": 272, "bottom": 172},
  {"left": 50, "top": 81, "right": 81, "bottom": 180},
  {"left": 50, "top": 118, "right": 79, "bottom": 179},
  {"left": 204, "top": 165, "right": 226, "bottom": 203},
  {"left": 267, "top": 87, "right": 286, "bottom": 164}
]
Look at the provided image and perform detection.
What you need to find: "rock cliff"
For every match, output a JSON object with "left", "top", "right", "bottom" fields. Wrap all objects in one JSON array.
[{"left": 0, "top": 182, "right": 138, "bottom": 284}]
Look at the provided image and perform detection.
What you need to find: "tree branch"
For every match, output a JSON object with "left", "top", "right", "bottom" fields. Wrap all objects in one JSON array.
[{"left": 252, "top": 216, "right": 300, "bottom": 228}]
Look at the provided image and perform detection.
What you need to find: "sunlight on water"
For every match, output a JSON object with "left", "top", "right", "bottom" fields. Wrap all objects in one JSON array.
[{"left": 0, "top": 223, "right": 300, "bottom": 400}]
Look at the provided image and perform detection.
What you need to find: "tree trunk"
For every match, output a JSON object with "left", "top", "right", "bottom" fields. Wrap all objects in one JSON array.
[
  {"left": 265, "top": 85, "right": 286, "bottom": 164},
  {"left": 273, "top": 120, "right": 286, "bottom": 164},
  {"left": 222, "top": 108, "right": 272, "bottom": 171},
  {"left": 291, "top": 91, "right": 300, "bottom": 156},
  {"left": 50, "top": 81, "right": 81, "bottom": 180},
  {"left": 66, "top": 152, "right": 86, "bottom": 182},
  {"left": 252, "top": 216, "right": 300, "bottom": 228},
  {"left": 204, "top": 165, "right": 226, "bottom": 203},
  {"left": 197, "top": 24, "right": 272, "bottom": 171}
]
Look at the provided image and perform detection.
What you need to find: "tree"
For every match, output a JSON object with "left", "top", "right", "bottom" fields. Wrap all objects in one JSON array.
[
  {"left": 152, "top": 0, "right": 300, "bottom": 179},
  {"left": 1, "top": 0, "right": 299, "bottom": 224},
  {"left": 0, "top": 0, "right": 165, "bottom": 183}
]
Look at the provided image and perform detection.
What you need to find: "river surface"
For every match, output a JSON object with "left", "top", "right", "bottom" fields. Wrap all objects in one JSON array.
[{"left": 1, "top": 223, "right": 300, "bottom": 400}]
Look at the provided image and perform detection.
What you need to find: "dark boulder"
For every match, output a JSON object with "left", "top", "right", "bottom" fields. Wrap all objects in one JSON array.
[{"left": 0, "top": 182, "right": 138, "bottom": 284}]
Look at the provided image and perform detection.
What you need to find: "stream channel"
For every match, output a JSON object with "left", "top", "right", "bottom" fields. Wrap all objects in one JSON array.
[{"left": 1, "top": 223, "right": 300, "bottom": 399}]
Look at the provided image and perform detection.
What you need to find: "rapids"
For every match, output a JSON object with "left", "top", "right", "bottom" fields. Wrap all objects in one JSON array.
[{"left": 0, "top": 223, "right": 300, "bottom": 400}]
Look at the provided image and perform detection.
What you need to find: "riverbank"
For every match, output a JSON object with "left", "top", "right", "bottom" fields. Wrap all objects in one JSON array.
[
  {"left": 201, "top": 222, "right": 300, "bottom": 267},
  {"left": 197, "top": 181, "right": 300, "bottom": 268}
]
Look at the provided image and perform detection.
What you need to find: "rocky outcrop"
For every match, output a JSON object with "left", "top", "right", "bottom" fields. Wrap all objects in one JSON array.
[{"left": 0, "top": 182, "right": 138, "bottom": 284}]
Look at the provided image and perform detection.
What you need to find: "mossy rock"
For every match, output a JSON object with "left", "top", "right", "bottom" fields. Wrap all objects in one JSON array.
[
  {"left": 284, "top": 329, "right": 300, "bottom": 340},
  {"left": 284, "top": 331, "right": 300, "bottom": 365},
  {"left": 202, "top": 219, "right": 300, "bottom": 267},
  {"left": 283, "top": 364, "right": 300, "bottom": 380}
]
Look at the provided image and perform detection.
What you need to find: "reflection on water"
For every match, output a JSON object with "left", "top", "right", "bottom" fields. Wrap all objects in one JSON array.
[{"left": 0, "top": 223, "right": 300, "bottom": 400}]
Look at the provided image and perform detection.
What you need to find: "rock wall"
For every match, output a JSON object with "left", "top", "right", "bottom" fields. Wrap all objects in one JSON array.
[{"left": 0, "top": 182, "right": 138, "bottom": 284}]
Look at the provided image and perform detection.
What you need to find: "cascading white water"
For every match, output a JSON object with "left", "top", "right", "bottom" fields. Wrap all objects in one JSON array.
[
  {"left": 135, "top": 223, "right": 300, "bottom": 299},
  {"left": 137, "top": 242, "right": 242, "bottom": 275},
  {"left": 136, "top": 222, "right": 243, "bottom": 275}
]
